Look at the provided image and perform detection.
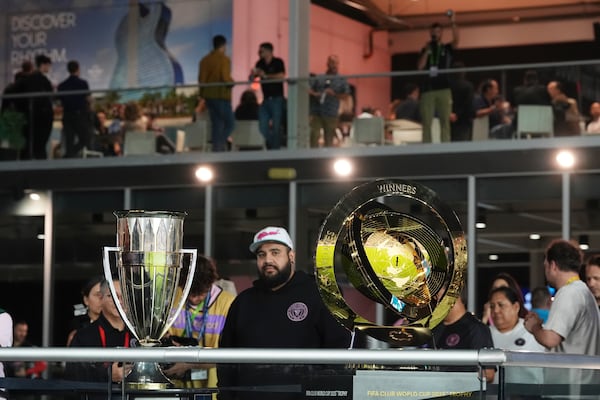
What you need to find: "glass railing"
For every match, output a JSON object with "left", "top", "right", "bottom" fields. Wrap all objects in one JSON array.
[
  {"left": 0, "top": 347, "right": 598, "bottom": 399},
  {"left": 1, "top": 59, "right": 599, "bottom": 160}
]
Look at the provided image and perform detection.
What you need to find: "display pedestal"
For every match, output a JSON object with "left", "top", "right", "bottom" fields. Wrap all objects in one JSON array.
[{"left": 353, "top": 370, "right": 484, "bottom": 400}]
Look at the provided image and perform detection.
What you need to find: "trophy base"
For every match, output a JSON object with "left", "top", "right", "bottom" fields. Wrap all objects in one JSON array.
[
  {"left": 354, "top": 325, "right": 432, "bottom": 347},
  {"left": 125, "top": 361, "right": 173, "bottom": 390}
]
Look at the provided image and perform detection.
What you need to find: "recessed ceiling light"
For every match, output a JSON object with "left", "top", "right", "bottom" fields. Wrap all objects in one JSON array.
[
  {"left": 333, "top": 159, "right": 353, "bottom": 177},
  {"left": 195, "top": 166, "right": 214, "bottom": 182},
  {"left": 556, "top": 150, "right": 575, "bottom": 169},
  {"left": 529, "top": 233, "right": 541, "bottom": 240},
  {"left": 475, "top": 222, "right": 486, "bottom": 229},
  {"left": 489, "top": 254, "right": 499, "bottom": 261}
]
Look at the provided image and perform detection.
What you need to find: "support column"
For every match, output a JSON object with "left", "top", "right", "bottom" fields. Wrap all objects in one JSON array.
[
  {"left": 562, "top": 172, "right": 570, "bottom": 240},
  {"left": 42, "top": 191, "right": 54, "bottom": 351},
  {"left": 467, "top": 176, "right": 477, "bottom": 312},
  {"left": 529, "top": 251, "right": 545, "bottom": 288},
  {"left": 287, "top": 0, "right": 310, "bottom": 148},
  {"left": 205, "top": 184, "right": 214, "bottom": 257}
]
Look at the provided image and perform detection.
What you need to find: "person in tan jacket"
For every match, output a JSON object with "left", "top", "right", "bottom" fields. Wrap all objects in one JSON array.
[{"left": 198, "top": 35, "right": 235, "bottom": 152}]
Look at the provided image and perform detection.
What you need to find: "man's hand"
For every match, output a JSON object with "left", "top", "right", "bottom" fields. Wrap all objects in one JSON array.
[
  {"left": 111, "top": 362, "right": 132, "bottom": 383},
  {"left": 523, "top": 311, "right": 542, "bottom": 334},
  {"left": 163, "top": 362, "right": 192, "bottom": 379}
]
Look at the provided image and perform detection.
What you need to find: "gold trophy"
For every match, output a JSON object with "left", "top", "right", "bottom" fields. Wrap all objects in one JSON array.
[
  {"left": 315, "top": 179, "right": 466, "bottom": 347},
  {"left": 103, "top": 210, "right": 197, "bottom": 389}
]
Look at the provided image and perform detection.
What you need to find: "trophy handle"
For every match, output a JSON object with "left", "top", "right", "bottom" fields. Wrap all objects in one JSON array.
[
  {"left": 102, "top": 246, "right": 140, "bottom": 343},
  {"left": 163, "top": 248, "right": 198, "bottom": 336}
]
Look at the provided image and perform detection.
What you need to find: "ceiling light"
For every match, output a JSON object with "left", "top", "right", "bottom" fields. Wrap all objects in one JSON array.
[
  {"left": 489, "top": 254, "right": 499, "bottom": 261},
  {"left": 476, "top": 210, "right": 486, "bottom": 229},
  {"left": 529, "top": 233, "right": 541, "bottom": 240},
  {"left": 579, "top": 234, "right": 589, "bottom": 250},
  {"left": 195, "top": 166, "right": 214, "bottom": 183},
  {"left": 333, "top": 159, "right": 353, "bottom": 177},
  {"left": 29, "top": 192, "right": 41, "bottom": 201},
  {"left": 556, "top": 150, "right": 575, "bottom": 169}
]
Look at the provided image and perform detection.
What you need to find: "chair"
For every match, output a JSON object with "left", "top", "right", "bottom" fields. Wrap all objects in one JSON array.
[
  {"left": 472, "top": 116, "right": 489, "bottom": 141},
  {"left": 123, "top": 131, "right": 156, "bottom": 155},
  {"left": 352, "top": 117, "right": 385, "bottom": 146},
  {"left": 230, "top": 120, "right": 266, "bottom": 150},
  {"left": 181, "top": 120, "right": 210, "bottom": 152},
  {"left": 516, "top": 105, "right": 554, "bottom": 139},
  {"left": 386, "top": 119, "right": 423, "bottom": 145}
]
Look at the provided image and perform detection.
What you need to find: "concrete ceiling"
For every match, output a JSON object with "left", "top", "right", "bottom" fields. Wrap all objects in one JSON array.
[{"left": 315, "top": 0, "right": 600, "bottom": 29}]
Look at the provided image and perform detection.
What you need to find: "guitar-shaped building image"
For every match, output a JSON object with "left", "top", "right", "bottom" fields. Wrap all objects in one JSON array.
[{"left": 110, "top": 0, "right": 184, "bottom": 100}]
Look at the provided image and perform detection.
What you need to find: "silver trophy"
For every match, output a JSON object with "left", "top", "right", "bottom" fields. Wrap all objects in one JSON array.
[{"left": 103, "top": 210, "right": 197, "bottom": 389}]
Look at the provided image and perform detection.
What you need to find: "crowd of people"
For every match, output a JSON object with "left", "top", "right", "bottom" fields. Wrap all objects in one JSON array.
[
  {"left": 2, "top": 22, "right": 599, "bottom": 158},
  {"left": 0, "top": 233, "right": 599, "bottom": 398}
]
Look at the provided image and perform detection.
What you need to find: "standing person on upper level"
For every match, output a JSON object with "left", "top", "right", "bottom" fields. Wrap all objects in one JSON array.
[
  {"left": 512, "top": 70, "right": 550, "bottom": 107},
  {"left": 250, "top": 42, "right": 286, "bottom": 149},
  {"left": 524, "top": 239, "right": 600, "bottom": 384},
  {"left": 199, "top": 35, "right": 235, "bottom": 152},
  {"left": 417, "top": 11, "right": 459, "bottom": 143},
  {"left": 547, "top": 80, "right": 581, "bottom": 136},
  {"left": 58, "top": 60, "right": 93, "bottom": 158},
  {"left": 308, "top": 55, "right": 350, "bottom": 148},
  {"left": 448, "top": 62, "right": 474, "bottom": 141},
  {"left": 18, "top": 54, "right": 54, "bottom": 159}
]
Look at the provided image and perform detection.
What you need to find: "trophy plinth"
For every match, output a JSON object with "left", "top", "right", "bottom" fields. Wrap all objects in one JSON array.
[
  {"left": 316, "top": 179, "right": 466, "bottom": 348},
  {"left": 103, "top": 210, "right": 197, "bottom": 390}
]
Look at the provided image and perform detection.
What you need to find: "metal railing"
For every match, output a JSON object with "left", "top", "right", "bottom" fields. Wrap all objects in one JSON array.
[{"left": 0, "top": 346, "right": 598, "bottom": 369}]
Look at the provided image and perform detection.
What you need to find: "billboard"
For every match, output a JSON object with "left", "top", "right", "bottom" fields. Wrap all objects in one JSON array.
[{"left": 2, "top": 0, "right": 232, "bottom": 91}]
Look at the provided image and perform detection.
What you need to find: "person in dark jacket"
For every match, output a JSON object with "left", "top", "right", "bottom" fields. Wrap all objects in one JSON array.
[
  {"left": 64, "top": 278, "right": 131, "bottom": 399},
  {"left": 217, "top": 227, "right": 350, "bottom": 400},
  {"left": 58, "top": 60, "right": 93, "bottom": 158},
  {"left": 17, "top": 54, "right": 54, "bottom": 159}
]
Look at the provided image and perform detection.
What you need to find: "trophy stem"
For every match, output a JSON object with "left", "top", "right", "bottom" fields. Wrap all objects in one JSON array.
[{"left": 125, "top": 345, "right": 172, "bottom": 390}]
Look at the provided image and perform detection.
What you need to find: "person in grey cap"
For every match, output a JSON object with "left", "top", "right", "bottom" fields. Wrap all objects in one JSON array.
[{"left": 217, "top": 226, "right": 351, "bottom": 400}]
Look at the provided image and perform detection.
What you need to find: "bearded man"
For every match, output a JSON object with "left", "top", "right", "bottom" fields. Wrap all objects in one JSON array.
[{"left": 217, "top": 226, "right": 350, "bottom": 400}]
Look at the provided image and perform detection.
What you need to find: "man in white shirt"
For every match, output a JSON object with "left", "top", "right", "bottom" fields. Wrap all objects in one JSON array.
[
  {"left": 0, "top": 308, "right": 13, "bottom": 400},
  {"left": 524, "top": 239, "right": 600, "bottom": 385}
]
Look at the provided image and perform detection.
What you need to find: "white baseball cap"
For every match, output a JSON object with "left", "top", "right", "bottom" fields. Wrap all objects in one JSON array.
[{"left": 249, "top": 226, "right": 294, "bottom": 253}]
